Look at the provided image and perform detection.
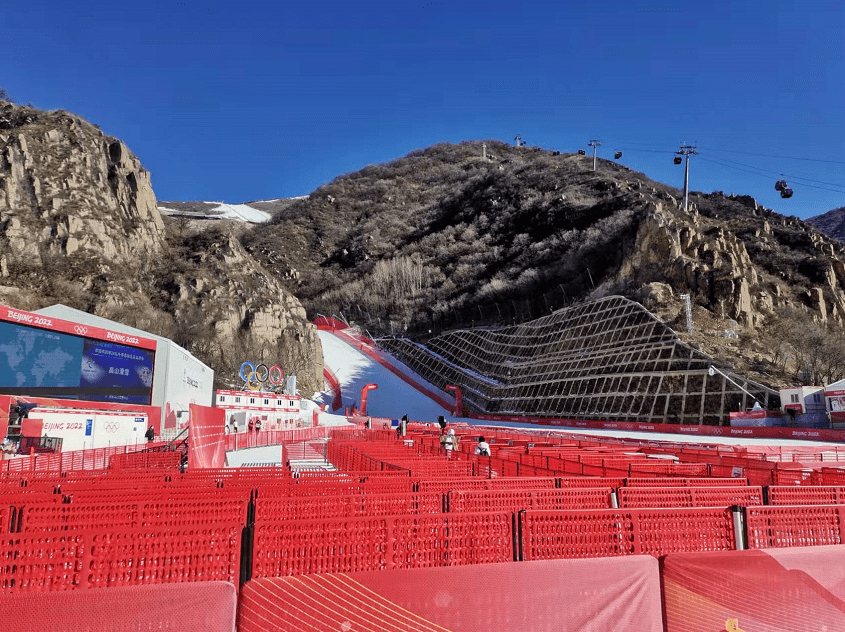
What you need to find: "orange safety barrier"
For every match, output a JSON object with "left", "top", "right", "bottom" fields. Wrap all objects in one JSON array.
[
  {"left": 745, "top": 505, "right": 845, "bottom": 549},
  {"left": 252, "top": 511, "right": 514, "bottom": 578},
  {"left": 522, "top": 507, "right": 737, "bottom": 559},
  {"left": 449, "top": 488, "right": 614, "bottom": 512},
  {"left": 617, "top": 486, "right": 764, "bottom": 508},
  {"left": 767, "top": 485, "right": 845, "bottom": 505},
  {"left": 0, "top": 522, "right": 242, "bottom": 592}
]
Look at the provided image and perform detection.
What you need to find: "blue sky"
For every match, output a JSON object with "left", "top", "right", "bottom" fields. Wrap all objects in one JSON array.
[{"left": 3, "top": 0, "right": 843, "bottom": 218}]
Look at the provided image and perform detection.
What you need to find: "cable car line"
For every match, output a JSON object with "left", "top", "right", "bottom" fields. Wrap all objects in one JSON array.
[
  {"left": 697, "top": 155, "right": 845, "bottom": 194},
  {"left": 695, "top": 145, "right": 845, "bottom": 166},
  {"left": 695, "top": 155, "right": 845, "bottom": 190}
]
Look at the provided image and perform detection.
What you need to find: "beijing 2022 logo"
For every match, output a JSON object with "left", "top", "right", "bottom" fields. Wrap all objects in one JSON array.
[{"left": 239, "top": 362, "right": 284, "bottom": 391}]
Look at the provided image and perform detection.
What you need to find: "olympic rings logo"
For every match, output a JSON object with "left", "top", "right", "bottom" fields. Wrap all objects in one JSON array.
[
  {"left": 104, "top": 421, "right": 119, "bottom": 433},
  {"left": 239, "top": 362, "right": 284, "bottom": 392},
  {"left": 74, "top": 326, "right": 88, "bottom": 335}
]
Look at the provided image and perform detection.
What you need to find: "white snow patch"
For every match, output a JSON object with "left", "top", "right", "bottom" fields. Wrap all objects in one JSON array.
[{"left": 204, "top": 202, "right": 271, "bottom": 223}]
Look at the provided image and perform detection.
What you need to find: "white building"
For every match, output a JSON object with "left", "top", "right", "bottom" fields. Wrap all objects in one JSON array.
[
  {"left": 34, "top": 304, "right": 213, "bottom": 430},
  {"left": 215, "top": 389, "right": 304, "bottom": 432},
  {"left": 779, "top": 386, "right": 826, "bottom": 415}
]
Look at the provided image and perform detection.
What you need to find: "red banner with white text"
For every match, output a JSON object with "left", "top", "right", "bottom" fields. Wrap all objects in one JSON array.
[{"left": 188, "top": 403, "right": 226, "bottom": 469}]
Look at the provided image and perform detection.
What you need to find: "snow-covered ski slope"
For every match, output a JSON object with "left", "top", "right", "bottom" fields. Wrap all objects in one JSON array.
[
  {"left": 317, "top": 329, "right": 841, "bottom": 447},
  {"left": 157, "top": 201, "right": 272, "bottom": 222}
]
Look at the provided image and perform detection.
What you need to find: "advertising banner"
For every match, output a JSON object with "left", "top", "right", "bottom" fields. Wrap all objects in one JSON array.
[
  {"left": 662, "top": 546, "right": 845, "bottom": 632},
  {"left": 187, "top": 403, "right": 225, "bottom": 469},
  {"left": 0, "top": 305, "right": 156, "bottom": 349},
  {"left": 471, "top": 413, "right": 845, "bottom": 442},
  {"left": 39, "top": 410, "right": 148, "bottom": 452}
]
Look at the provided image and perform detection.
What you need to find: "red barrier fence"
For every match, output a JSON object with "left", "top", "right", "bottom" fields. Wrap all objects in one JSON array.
[
  {"left": 767, "top": 485, "right": 845, "bottom": 505},
  {"left": 1, "top": 442, "right": 168, "bottom": 473},
  {"left": 617, "top": 486, "right": 763, "bottom": 509},
  {"left": 625, "top": 477, "right": 747, "bottom": 487},
  {"left": 745, "top": 505, "right": 845, "bottom": 549},
  {"left": 109, "top": 451, "right": 182, "bottom": 470},
  {"left": 252, "top": 511, "right": 514, "bottom": 578},
  {"left": 0, "top": 522, "right": 242, "bottom": 592},
  {"left": 255, "top": 492, "right": 444, "bottom": 522},
  {"left": 449, "top": 488, "right": 614, "bottom": 512},
  {"left": 19, "top": 498, "right": 249, "bottom": 531},
  {"left": 522, "top": 507, "right": 737, "bottom": 559}
]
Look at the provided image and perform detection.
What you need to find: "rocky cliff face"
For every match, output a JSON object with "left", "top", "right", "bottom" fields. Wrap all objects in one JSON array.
[
  {"left": 0, "top": 103, "right": 165, "bottom": 269},
  {"left": 622, "top": 195, "right": 845, "bottom": 330},
  {"left": 0, "top": 101, "right": 323, "bottom": 394}
]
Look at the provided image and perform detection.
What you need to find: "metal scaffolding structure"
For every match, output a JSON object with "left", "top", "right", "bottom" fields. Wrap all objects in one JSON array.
[{"left": 377, "top": 295, "right": 778, "bottom": 425}]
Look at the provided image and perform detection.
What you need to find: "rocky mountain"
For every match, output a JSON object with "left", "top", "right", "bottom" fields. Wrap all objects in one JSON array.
[
  {"left": 239, "top": 141, "right": 845, "bottom": 389},
  {"left": 0, "top": 101, "right": 323, "bottom": 394},
  {"left": 4, "top": 97, "right": 845, "bottom": 395},
  {"left": 808, "top": 206, "right": 845, "bottom": 241}
]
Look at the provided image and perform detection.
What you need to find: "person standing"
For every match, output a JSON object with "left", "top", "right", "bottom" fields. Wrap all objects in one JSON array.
[
  {"left": 474, "top": 436, "right": 491, "bottom": 456},
  {"left": 441, "top": 428, "right": 458, "bottom": 452},
  {"left": 255, "top": 419, "right": 262, "bottom": 432},
  {"left": 437, "top": 415, "right": 447, "bottom": 433},
  {"left": 145, "top": 425, "right": 155, "bottom": 443}
]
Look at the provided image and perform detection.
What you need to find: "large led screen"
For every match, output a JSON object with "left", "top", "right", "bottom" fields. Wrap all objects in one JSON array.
[{"left": 0, "top": 320, "right": 155, "bottom": 404}]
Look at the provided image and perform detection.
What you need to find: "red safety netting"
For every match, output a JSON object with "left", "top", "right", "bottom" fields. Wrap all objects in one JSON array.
[
  {"left": 5, "top": 581, "right": 237, "bottom": 632},
  {"left": 662, "top": 546, "right": 845, "bottom": 632},
  {"left": 239, "top": 556, "right": 663, "bottom": 632}
]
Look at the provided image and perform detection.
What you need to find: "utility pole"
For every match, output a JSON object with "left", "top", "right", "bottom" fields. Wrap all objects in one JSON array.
[
  {"left": 588, "top": 140, "right": 601, "bottom": 172},
  {"left": 676, "top": 143, "right": 698, "bottom": 213}
]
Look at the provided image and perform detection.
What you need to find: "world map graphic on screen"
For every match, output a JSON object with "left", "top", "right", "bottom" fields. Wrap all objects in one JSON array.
[
  {"left": 0, "top": 321, "right": 83, "bottom": 388},
  {"left": 0, "top": 319, "right": 154, "bottom": 404}
]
